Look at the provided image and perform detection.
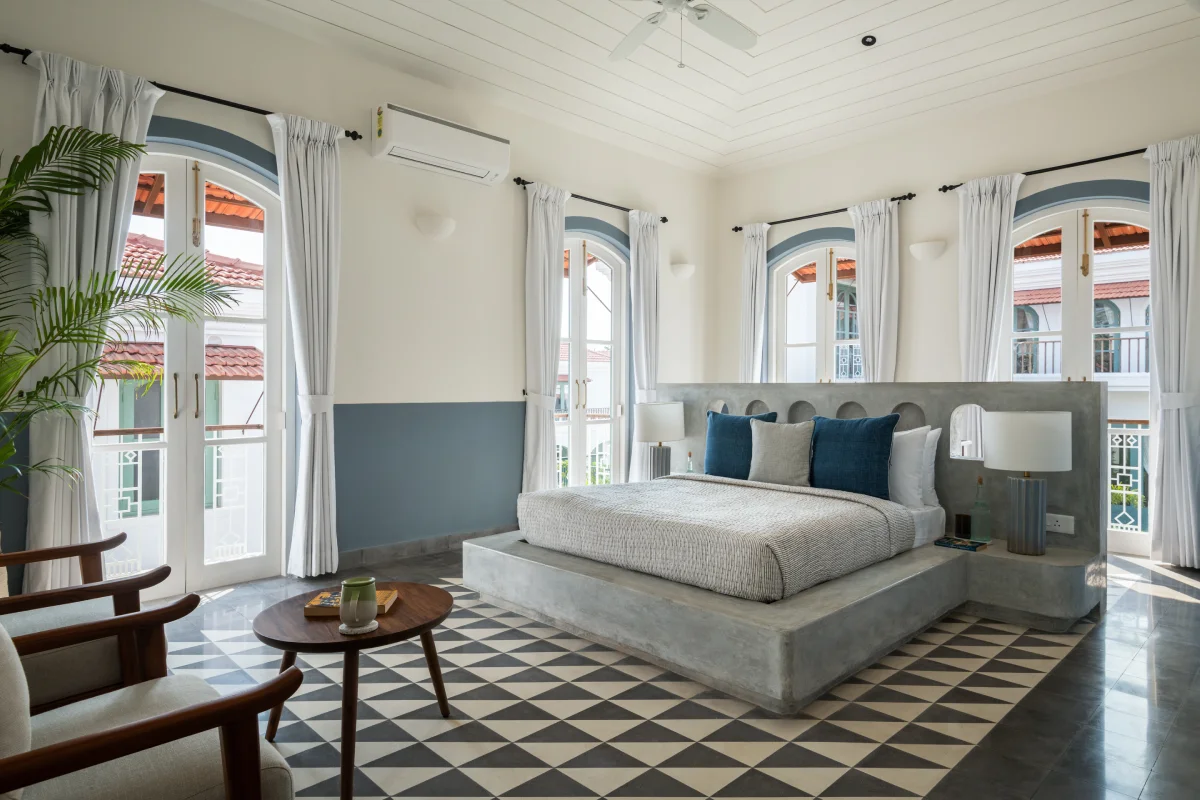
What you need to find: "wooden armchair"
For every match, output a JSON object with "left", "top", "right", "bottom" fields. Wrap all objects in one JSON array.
[
  {"left": 0, "top": 594, "right": 302, "bottom": 800},
  {"left": 0, "top": 533, "right": 173, "bottom": 711}
]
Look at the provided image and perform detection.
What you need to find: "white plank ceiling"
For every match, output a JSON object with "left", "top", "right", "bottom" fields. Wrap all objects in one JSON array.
[{"left": 216, "top": 0, "right": 1200, "bottom": 172}]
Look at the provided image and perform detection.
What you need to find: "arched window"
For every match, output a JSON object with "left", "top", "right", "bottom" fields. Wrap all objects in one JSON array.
[
  {"left": 836, "top": 286, "right": 858, "bottom": 339},
  {"left": 771, "top": 246, "right": 859, "bottom": 382},
  {"left": 1094, "top": 299, "right": 1121, "bottom": 328},
  {"left": 1012, "top": 305, "right": 1040, "bottom": 374},
  {"left": 1014, "top": 305, "right": 1040, "bottom": 332},
  {"left": 1094, "top": 299, "right": 1121, "bottom": 373}
]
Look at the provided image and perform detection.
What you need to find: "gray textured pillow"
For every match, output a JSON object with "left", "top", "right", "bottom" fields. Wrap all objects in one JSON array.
[{"left": 748, "top": 418, "right": 814, "bottom": 486}]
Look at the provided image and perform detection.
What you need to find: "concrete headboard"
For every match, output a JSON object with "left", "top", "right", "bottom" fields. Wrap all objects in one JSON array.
[{"left": 656, "top": 382, "right": 1107, "bottom": 557}]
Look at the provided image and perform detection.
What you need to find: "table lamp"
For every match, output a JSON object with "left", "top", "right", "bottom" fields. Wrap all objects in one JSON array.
[
  {"left": 983, "top": 411, "right": 1072, "bottom": 556},
  {"left": 634, "top": 402, "right": 685, "bottom": 480}
]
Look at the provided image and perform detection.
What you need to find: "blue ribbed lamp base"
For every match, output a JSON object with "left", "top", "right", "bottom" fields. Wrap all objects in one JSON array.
[
  {"left": 649, "top": 445, "right": 672, "bottom": 480},
  {"left": 1007, "top": 476, "right": 1047, "bottom": 556}
]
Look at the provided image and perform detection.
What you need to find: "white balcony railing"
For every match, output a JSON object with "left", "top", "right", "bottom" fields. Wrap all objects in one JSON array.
[
  {"left": 1013, "top": 334, "right": 1150, "bottom": 377},
  {"left": 835, "top": 342, "right": 863, "bottom": 381},
  {"left": 1109, "top": 421, "right": 1150, "bottom": 535}
]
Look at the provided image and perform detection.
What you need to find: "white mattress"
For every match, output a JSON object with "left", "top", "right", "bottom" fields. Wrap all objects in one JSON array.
[{"left": 911, "top": 505, "right": 947, "bottom": 548}]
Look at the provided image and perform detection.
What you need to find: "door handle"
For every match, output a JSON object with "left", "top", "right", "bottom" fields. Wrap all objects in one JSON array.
[
  {"left": 173, "top": 373, "right": 179, "bottom": 419},
  {"left": 194, "top": 373, "right": 200, "bottom": 419},
  {"left": 582, "top": 379, "right": 588, "bottom": 411},
  {"left": 574, "top": 379, "right": 580, "bottom": 409}
]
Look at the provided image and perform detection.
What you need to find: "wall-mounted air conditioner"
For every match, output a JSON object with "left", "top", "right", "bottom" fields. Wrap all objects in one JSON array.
[{"left": 370, "top": 104, "right": 510, "bottom": 185}]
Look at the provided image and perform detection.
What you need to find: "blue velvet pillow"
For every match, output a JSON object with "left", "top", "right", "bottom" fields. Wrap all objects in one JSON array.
[
  {"left": 704, "top": 410, "right": 778, "bottom": 480},
  {"left": 810, "top": 414, "right": 900, "bottom": 499}
]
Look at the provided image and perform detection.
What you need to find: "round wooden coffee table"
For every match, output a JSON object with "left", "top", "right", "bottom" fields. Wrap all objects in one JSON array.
[{"left": 253, "top": 581, "right": 453, "bottom": 800}]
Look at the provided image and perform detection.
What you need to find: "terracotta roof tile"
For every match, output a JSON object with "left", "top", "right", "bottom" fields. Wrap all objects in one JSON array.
[
  {"left": 1014, "top": 280, "right": 1149, "bottom": 305},
  {"left": 99, "top": 341, "right": 263, "bottom": 380},
  {"left": 122, "top": 233, "right": 264, "bottom": 289}
]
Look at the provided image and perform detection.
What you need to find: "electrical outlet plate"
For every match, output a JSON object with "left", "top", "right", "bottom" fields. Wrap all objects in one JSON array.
[{"left": 1046, "top": 514, "right": 1075, "bottom": 534}]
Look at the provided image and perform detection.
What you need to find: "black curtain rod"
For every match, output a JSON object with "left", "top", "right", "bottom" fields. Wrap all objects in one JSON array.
[
  {"left": 513, "top": 178, "right": 667, "bottom": 224},
  {"left": 937, "top": 148, "right": 1147, "bottom": 193},
  {"left": 1, "top": 42, "right": 362, "bottom": 141},
  {"left": 731, "top": 193, "right": 916, "bottom": 232}
]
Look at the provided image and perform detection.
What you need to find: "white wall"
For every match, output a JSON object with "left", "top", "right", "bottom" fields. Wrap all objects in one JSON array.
[
  {"left": 5, "top": 0, "right": 1200, "bottom": 398},
  {"left": 0, "top": 0, "right": 714, "bottom": 405},
  {"left": 711, "top": 43, "right": 1200, "bottom": 383}
]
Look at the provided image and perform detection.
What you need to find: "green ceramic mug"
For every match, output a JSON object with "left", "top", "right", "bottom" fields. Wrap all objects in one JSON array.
[{"left": 340, "top": 577, "right": 377, "bottom": 629}]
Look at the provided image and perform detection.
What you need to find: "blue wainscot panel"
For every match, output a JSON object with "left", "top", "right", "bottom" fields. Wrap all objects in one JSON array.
[
  {"left": 334, "top": 402, "right": 525, "bottom": 552},
  {"left": 0, "top": 427, "right": 29, "bottom": 595}
]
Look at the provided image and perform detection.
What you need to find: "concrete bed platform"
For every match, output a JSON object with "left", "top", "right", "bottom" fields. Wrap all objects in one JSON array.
[{"left": 463, "top": 532, "right": 1104, "bottom": 715}]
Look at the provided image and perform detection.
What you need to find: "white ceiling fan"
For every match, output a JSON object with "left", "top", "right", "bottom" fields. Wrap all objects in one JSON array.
[{"left": 608, "top": 0, "right": 757, "bottom": 62}]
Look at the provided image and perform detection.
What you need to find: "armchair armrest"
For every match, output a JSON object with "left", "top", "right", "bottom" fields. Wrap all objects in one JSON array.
[
  {"left": 11, "top": 593, "right": 199, "bottom": 657},
  {"left": 0, "top": 565, "right": 171, "bottom": 616},
  {"left": 0, "top": 666, "right": 304, "bottom": 799},
  {"left": 0, "top": 532, "right": 128, "bottom": 584}
]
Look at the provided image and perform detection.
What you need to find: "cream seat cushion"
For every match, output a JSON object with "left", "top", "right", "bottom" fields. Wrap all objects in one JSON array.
[
  {"left": 1, "top": 598, "right": 121, "bottom": 707},
  {"left": 26, "top": 674, "right": 292, "bottom": 800},
  {"left": 0, "top": 621, "right": 32, "bottom": 800}
]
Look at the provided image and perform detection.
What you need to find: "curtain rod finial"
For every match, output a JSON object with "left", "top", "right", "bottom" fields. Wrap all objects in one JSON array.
[
  {"left": 732, "top": 225, "right": 743, "bottom": 232},
  {"left": 344, "top": 130, "right": 362, "bottom": 141}
]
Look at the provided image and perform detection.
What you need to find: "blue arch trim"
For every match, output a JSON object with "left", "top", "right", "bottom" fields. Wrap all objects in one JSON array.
[
  {"left": 1015, "top": 179, "right": 1148, "bottom": 222},
  {"left": 147, "top": 116, "right": 278, "bottom": 186},
  {"left": 565, "top": 216, "right": 630, "bottom": 258},
  {"left": 766, "top": 226, "right": 855, "bottom": 268}
]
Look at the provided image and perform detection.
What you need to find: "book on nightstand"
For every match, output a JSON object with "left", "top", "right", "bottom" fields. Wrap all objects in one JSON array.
[
  {"left": 303, "top": 589, "right": 399, "bottom": 618},
  {"left": 934, "top": 537, "right": 989, "bottom": 552}
]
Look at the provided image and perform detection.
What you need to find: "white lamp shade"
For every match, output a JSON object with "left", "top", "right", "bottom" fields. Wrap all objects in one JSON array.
[
  {"left": 983, "top": 411, "right": 1072, "bottom": 472},
  {"left": 635, "top": 402, "right": 685, "bottom": 444}
]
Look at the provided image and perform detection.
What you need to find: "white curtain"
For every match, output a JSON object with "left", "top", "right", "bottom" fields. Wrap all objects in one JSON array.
[
  {"left": 269, "top": 114, "right": 343, "bottom": 578},
  {"left": 521, "top": 184, "right": 570, "bottom": 493},
  {"left": 629, "top": 210, "right": 660, "bottom": 482},
  {"left": 953, "top": 174, "right": 1025, "bottom": 460},
  {"left": 1146, "top": 135, "right": 1200, "bottom": 567},
  {"left": 24, "top": 53, "right": 163, "bottom": 592},
  {"left": 849, "top": 198, "right": 900, "bottom": 382},
  {"left": 739, "top": 223, "right": 770, "bottom": 383}
]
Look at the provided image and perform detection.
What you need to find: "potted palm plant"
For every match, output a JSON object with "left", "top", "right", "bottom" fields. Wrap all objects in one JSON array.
[{"left": 0, "top": 126, "right": 236, "bottom": 594}]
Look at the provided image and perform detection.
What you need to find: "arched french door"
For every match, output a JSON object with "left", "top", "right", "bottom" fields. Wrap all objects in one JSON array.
[
  {"left": 770, "top": 244, "right": 860, "bottom": 382},
  {"left": 93, "top": 151, "right": 285, "bottom": 596},
  {"left": 556, "top": 237, "right": 627, "bottom": 487},
  {"left": 1005, "top": 202, "right": 1152, "bottom": 549}
]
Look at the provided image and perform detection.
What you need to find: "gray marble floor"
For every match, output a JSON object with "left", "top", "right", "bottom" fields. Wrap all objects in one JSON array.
[{"left": 162, "top": 551, "right": 1200, "bottom": 799}]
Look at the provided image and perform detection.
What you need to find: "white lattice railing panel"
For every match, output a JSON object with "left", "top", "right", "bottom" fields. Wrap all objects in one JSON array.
[{"left": 1109, "top": 422, "right": 1150, "bottom": 534}]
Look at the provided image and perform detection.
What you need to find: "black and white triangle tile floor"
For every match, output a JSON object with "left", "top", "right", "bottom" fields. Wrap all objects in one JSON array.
[{"left": 167, "top": 578, "right": 1092, "bottom": 799}]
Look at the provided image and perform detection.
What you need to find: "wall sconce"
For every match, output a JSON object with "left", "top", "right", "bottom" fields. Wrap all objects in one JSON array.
[
  {"left": 670, "top": 262, "right": 696, "bottom": 279},
  {"left": 908, "top": 240, "right": 947, "bottom": 262},
  {"left": 414, "top": 213, "right": 456, "bottom": 241}
]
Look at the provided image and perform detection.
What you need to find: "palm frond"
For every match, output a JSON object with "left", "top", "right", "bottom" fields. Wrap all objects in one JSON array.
[
  {"left": 0, "top": 127, "right": 144, "bottom": 217},
  {"left": 29, "top": 254, "right": 236, "bottom": 354}
]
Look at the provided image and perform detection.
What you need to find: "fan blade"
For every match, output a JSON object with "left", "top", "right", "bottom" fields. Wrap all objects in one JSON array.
[
  {"left": 686, "top": 3, "right": 757, "bottom": 50},
  {"left": 608, "top": 11, "right": 667, "bottom": 61}
]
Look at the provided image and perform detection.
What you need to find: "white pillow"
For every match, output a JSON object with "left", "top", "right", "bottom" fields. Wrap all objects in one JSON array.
[
  {"left": 889, "top": 425, "right": 930, "bottom": 508},
  {"left": 921, "top": 428, "right": 942, "bottom": 507}
]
